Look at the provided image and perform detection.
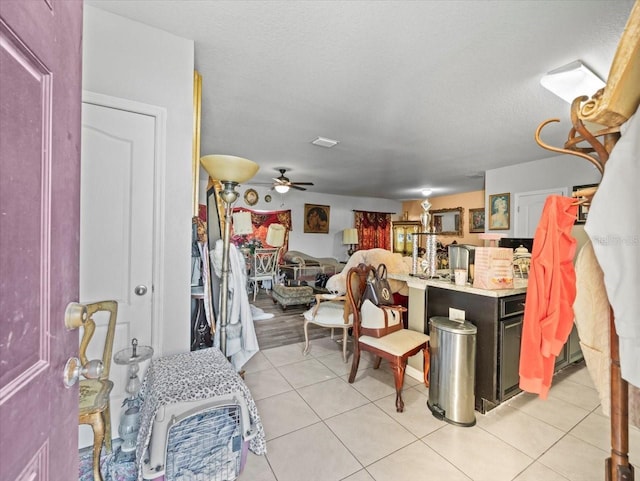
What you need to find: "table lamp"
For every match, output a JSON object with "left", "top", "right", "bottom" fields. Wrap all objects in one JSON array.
[
  {"left": 342, "top": 228, "right": 358, "bottom": 256},
  {"left": 266, "top": 223, "right": 286, "bottom": 247}
]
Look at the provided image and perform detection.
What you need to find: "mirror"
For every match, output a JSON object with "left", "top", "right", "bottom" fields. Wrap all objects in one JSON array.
[
  {"left": 430, "top": 207, "right": 464, "bottom": 237},
  {"left": 206, "top": 179, "right": 224, "bottom": 245}
]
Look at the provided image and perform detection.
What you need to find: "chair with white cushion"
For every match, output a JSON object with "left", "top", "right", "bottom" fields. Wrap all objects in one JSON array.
[
  {"left": 303, "top": 293, "right": 353, "bottom": 362},
  {"left": 346, "top": 264, "right": 430, "bottom": 412}
]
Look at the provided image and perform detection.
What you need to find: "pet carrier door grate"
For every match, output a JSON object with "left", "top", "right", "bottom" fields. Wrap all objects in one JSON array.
[{"left": 143, "top": 393, "right": 255, "bottom": 481}]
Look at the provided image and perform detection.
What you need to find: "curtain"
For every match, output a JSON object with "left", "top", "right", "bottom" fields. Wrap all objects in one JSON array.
[
  {"left": 231, "top": 207, "right": 292, "bottom": 261},
  {"left": 354, "top": 210, "right": 391, "bottom": 251}
]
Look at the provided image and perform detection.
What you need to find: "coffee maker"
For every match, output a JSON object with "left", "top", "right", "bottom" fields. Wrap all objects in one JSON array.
[{"left": 448, "top": 245, "right": 476, "bottom": 283}]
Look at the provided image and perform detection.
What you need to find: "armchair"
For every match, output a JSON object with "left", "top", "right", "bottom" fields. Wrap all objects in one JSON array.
[{"left": 303, "top": 293, "right": 352, "bottom": 362}]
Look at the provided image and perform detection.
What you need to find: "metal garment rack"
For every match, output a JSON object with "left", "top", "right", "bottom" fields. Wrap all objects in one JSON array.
[{"left": 534, "top": 4, "right": 639, "bottom": 479}]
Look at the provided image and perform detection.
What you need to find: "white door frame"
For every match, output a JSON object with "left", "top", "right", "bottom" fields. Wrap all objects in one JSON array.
[{"left": 81, "top": 91, "right": 166, "bottom": 354}]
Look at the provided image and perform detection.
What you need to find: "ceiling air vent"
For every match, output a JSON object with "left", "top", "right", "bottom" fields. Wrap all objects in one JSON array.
[{"left": 311, "top": 137, "right": 339, "bottom": 148}]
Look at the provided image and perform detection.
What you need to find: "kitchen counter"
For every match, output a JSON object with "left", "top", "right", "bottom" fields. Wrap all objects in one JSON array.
[
  {"left": 390, "top": 271, "right": 528, "bottom": 411},
  {"left": 389, "top": 273, "right": 528, "bottom": 297}
]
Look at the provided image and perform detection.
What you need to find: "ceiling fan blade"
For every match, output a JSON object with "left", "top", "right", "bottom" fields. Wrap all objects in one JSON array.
[
  {"left": 291, "top": 182, "right": 314, "bottom": 186},
  {"left": 290, "top": 185, "right": 307, "bottom": 191}
]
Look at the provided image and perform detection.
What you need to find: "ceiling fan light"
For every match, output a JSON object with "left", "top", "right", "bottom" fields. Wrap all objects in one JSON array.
[{"left": 274, "top": 184, "right": 290, "bottom": 194}]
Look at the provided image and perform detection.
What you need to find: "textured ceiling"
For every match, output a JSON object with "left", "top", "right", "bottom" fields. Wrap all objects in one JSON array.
[{"left": 87, "top": 0, "right": 634, "bottom": 200}]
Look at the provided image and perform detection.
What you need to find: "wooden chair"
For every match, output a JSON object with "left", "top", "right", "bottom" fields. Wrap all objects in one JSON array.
[
  {"left": 303, "top": 293, "right": 352, "bottom": 362},
  {"left": 346, "top": 264, "right": 430, "bottom": 412},
  {"left": 79, "top": 300, "right": 118, "bottom": 481}
]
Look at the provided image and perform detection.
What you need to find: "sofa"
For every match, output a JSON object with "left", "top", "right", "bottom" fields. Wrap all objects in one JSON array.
[{"left": 279, "top": 250, "right": 344, "bottom": 286}]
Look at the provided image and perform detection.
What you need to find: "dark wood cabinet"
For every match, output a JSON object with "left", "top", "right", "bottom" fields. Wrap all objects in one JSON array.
[
  {"left": 426, "top": 287, "right": 505, "bottom": 413},
  {"left": 426, "top": 285, "right": 583, "bottom": 413}
]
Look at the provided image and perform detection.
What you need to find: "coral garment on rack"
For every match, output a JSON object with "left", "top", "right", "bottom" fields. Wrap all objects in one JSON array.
[{"left": 519, "top": 196, "right": 578, "bottom": 399}]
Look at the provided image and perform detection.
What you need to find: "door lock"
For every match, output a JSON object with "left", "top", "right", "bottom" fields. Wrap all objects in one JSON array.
[{"left": 134, "top": 285, "right": 148, "bottom": 296}]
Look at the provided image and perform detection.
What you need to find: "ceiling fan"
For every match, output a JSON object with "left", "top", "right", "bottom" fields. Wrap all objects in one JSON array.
[{"left": 272, "top": 168, "right": 314, "bottom": 193}]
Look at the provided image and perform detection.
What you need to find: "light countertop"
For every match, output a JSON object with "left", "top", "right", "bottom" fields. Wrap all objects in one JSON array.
[{"left": 389, "top": 273, "right": 528, "bottom": 298}]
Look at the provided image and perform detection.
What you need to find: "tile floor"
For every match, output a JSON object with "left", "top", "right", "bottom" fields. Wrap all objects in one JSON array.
[{"left": 238, "top": 337, "right": 639, "bottom": 481}]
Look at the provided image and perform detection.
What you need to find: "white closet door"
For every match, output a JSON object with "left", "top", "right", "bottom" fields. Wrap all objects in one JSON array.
[
  {"left": 514, "top": 187, "right": 568, "bottom": 237},
  {"left": 79, "top": 101, "right": 156, "bottom": 447}
]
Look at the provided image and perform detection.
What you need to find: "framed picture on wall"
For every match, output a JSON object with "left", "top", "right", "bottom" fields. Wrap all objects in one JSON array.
[
  {"left": 488, "top": 193, "right": 510, "bottom": 230},
  {"left": 303, "top": 204, "right": 330, "bottom": 233},
  {"left": 469, "top": 208, "right": 485, "bottom": 233},
  {"left": 572, "top": 184, "right": 598, "bottom": 224}
]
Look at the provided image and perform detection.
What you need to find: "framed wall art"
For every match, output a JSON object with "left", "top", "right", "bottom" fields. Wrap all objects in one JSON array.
[
  {"left": 304, "top": 204, "right": 330, "bottom": 233},
  {"left": 572, "top": 184, "right": 598, "bottom": 224},
  {"left": 244, "top": 188, "right": 258, "bottom": 206},
  {"left": 488, "top": 193, "right": 510, "bottom": 230},
  {"left": 469, "top": 207, "right": 485, "bottom": 233}
]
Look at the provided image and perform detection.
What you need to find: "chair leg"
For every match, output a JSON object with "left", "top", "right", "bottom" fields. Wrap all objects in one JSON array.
[
  {"left": 373, "top": 356, "right": 382, "bottom": 369},
  {"left": 348, "top": 346, "right": 361, "bottom": 383},
  {"left": 423, "top": 344, "right": 430, "bottom": 388},
  {"left": 253, "top": 281, "right": 258, "bottom": 302},
  {"left": 341, "top": 327, "right": 348, "bottom": 363},
  {"left": 392, "top": 359, "right": 407, "bottom": 413},
  {"left": 91, "top": 415, "right": 105, "bottom": 481},
  {"left": 303, "top": 320, "right": 311, "bottom": 356},
  {"left": 104, "top": 401, "right": 112, "bottom": 453}
]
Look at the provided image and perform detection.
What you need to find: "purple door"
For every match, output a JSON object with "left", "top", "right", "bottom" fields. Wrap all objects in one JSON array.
[{"left": 0, "top": 1, "right": 83, "bottom": 480}]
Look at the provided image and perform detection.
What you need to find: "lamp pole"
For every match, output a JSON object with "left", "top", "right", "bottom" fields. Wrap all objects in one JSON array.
[
  {"left": 200, "top": 155, "right": 259, "bottom": 359},
  {"left": 217, "top": 181, "right": 239, "bottom": 357}
]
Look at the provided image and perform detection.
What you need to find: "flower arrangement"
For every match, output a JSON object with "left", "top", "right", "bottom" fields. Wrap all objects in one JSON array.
[{"left": 231, "top": 235, "right": 263, "bottom": 254}]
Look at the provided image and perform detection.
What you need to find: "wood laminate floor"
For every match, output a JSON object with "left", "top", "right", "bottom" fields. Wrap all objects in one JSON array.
[{"left": 252, "top": 288, "right": 331, "bottom": 350}]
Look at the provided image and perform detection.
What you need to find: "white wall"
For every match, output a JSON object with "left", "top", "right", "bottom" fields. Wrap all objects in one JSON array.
[
  {"left": 485, "top": 153, "right": 602, "bottom": 238},
  {"left": 199, "top": 176, "right": 402, "bottom": 262},
  {"left": 83, "top": 6, "right": 194, "bottom": 355}
]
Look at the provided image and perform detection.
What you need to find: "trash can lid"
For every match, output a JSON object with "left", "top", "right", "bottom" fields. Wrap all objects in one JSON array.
[{"left": 429, "top": 316, "right": 477, "bottom": 335}]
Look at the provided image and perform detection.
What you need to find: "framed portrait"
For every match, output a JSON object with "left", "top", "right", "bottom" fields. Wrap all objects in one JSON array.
[
  {"left": 572, "top": 184, "right": 598, "bottom": 224},
  {"left": 469, "top": 207, "right": 485, "bottom": 233},
  {"left": 488, "top": 193, "right": 510, "bottom": 230},
  {"left": 244, "top": 188, "right": 258, "bottom": 206},
  {"left": 304, "top": 204, "right": 330, "bottom": 233}
]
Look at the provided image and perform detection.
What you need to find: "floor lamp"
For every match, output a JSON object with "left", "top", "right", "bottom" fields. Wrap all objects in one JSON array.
[{"left": 200, "top": 155, "right": 259, "bottom": 357}]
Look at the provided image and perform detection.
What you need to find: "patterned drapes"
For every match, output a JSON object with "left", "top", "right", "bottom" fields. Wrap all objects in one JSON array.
[
  {"left": 231, "top": 207, "right": 292, "bottom": 258},
  {"left": 354, "top": 210, "right": 391, "bottom": 251}
]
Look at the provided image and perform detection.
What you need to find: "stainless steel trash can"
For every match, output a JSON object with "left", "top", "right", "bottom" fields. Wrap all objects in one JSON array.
[{"left": 427, "top": 316, "right": 477, "bottom": 426}]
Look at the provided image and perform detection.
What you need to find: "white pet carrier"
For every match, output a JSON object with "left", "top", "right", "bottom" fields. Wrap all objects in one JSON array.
[{"left": 142, "top": 392, "right": 257, "bottom": 481}]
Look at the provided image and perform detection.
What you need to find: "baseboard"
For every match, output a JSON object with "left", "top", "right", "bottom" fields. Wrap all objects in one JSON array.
[{"left": 406, "top": 364, "right": 424, "bottom": 383}]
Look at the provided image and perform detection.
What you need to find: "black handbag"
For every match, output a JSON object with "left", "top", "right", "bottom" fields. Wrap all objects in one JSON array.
[
  {"left": 363, "top": 263, "right": 394, "bottom": 306},
  {"left": 315, "top": 272, "right": 330, "bottom": 288}
]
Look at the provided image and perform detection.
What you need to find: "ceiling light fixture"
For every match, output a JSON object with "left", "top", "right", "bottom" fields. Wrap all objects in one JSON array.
[
  {"left": 540, "top": 60, "right": 605, "bottom": 104},
  {"left": 421, "top": 189, "right": 433, "bottom": 197},
  {"left": 274, "top": 184, "right": 290, "bottom": 194},
  {"left": 311, "top": 137, "right": 339, "bottom": 148}
]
